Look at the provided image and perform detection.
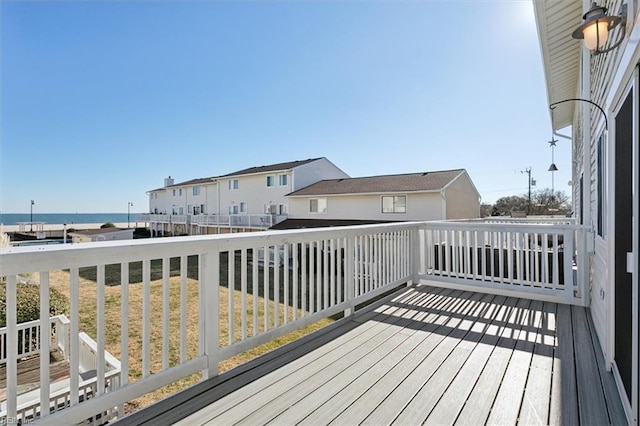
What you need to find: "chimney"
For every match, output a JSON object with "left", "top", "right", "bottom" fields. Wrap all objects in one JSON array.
[{"left": 164, "top": 176, "right": 174, "bottom": 187}]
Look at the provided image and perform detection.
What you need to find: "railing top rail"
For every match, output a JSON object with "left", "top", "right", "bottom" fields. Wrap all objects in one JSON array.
[
  {"left": 0, "top": 221, "right": 420, "bottom": 275},
  {"left": 423, "top": 220, "right": 590, "bottom": 232}
]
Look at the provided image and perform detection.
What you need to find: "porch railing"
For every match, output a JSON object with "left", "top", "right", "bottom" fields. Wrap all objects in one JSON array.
[
  {"left": 0, "top": 220, "right": 591, "bottom": 424},
  {"left": 0, "top": 315, "right": 121, "bottom": 424}
]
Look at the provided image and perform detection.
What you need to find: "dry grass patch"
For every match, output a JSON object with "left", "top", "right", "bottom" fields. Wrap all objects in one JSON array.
[{"left": 47, "top": 265, "right": 333, "bottom": 412}]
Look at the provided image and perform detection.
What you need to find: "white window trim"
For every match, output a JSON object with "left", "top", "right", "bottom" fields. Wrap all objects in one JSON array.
[
  {"left": 266, "top": 175, "right": 275, "bottom": 187},
  {"left": 381, "top": 195, "right": 407, "bottom": 214},
  {"left": 309, "top": 198, "right": 327, "bottom": 214}
]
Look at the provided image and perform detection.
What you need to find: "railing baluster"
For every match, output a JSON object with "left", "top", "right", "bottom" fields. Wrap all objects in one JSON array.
[
  {"left": 316, "top": 239, "right": 322, "bottom": 312},
  {"left": 323, "top": 240, "right": 329, "bottom": 309},
  {"left": 252, "top": 247, "right": 259, "bottom": 334},
  {"left": 337, "top": 238, "right": 343, "bottom": 303},
  {"left": 263, "top": 246, "right": 270, "bottom": 329},
  {"left": 70, "top": 268, "right": 80, "bottom": 407},
  {"left": 301, "top": 242, "right": 307, "bottom": 316},
  {"left": 97, "top": 265, "right": 106, "bottom": 396},
  {"left": 228, "top": 250, "right": 235, "bottom": 345},
  {"left": 38, "top": 271, "right": 51, "bottom": 417},
  {"left": 180, "top": 256, "right": 187, "bottom": 363},
  {"left": 330, "top": 239, "right": 336, "bottom": 307},
  {"left": 142, "top": 259, "right": 151, "bottom": 378},
  {"left": 292, "top": 243, "right": 298, "bottom": 321},
  {"left": 120, "top": 262, "right": 129, "bottom": 416},
  {"left": 241, "top": 249, "right": 248, "bottom": 339},
  {"left": 162, "top": 258, "right": 170, "bottom": 370},
  {"left": 284, "top": 244, "right": 289, "bottom": 323},
  {"left": 274, "top": 244, "right": 280, "bottom": 328}
]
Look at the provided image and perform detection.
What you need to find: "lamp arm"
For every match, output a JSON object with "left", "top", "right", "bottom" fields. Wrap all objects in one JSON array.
[{"left": 549, "top": 98, "right": 608, "bottom": 130}]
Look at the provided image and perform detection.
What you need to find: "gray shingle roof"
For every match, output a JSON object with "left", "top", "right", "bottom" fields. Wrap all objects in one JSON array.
[
  {"left": 221, "top": 158, "right": 322, "bottom": 178},
  {"left": 288, "top": 169, "right": 466, "bottom": 196}
]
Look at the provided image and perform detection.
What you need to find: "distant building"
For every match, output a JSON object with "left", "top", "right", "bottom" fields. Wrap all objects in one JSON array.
[
  {"left": 69, "top": 227, "right": 134, "bottom": 243},
  {"left": 144, "top": 158, "right": 350, "bottom": 235},
  {"left": 279, "top": 169, "right": 480, "bottom": 228}
]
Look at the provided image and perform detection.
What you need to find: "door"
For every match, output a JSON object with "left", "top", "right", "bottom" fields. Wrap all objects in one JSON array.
[{"left": 615, "top": 88, "right": 633, "bottom": 403}]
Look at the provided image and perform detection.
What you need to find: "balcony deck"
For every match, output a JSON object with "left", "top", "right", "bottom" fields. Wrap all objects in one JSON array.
[{"left": 121, "top": 285, "right": 625, "bottom": 426}]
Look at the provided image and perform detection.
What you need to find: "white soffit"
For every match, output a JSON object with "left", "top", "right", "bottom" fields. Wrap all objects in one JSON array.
[{"left": 533, "top": 0, "right": 583, "bottom": 130}]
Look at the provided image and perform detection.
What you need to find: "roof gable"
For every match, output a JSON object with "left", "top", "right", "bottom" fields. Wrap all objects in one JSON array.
[{"left": 288, "top": 169, "right": 466, "bottom": 196}]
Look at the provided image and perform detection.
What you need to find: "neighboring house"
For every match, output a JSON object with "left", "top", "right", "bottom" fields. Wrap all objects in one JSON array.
[
  {"left": 534, "top": 1, "right": 638, "bottom": 422},
  {"left": 143, "top": 158, "right": 350, "bottom": 235},
  {"left": 69, "top": 227, "right": 134, "bottom": 243},
  {"left": 281, "top": 169, "right": 480, "bottom": 228}
]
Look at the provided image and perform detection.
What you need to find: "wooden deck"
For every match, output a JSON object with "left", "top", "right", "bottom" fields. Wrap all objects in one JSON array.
[{"left": 120, "top": 285, "right": 627, "bottom": 426}]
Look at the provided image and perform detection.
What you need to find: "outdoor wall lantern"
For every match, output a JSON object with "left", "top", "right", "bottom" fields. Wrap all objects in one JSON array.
[{"left": 572, "top": 2, "right": 627, "bottom": 54}]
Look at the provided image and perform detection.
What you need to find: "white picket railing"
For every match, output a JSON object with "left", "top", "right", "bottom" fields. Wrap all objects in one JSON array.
[
  {"left": 419, "top": 221, "right": 591, "bottom": 305},
  {"left": 0, "top": 220, "right": 591, "bottom": 424}
]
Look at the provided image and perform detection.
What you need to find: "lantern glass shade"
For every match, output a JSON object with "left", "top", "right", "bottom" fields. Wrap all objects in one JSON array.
[
  {"left": 548, "top": 163, "right": 559, "bottom": 172},
  {"left": 583, "top": 20, "right": 610, "bottom": 50}
]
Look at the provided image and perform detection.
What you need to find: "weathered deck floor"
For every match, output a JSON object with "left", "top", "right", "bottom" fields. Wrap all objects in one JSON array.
[{"left": 121, "top": 285, "right": 627, "bottom": 425}]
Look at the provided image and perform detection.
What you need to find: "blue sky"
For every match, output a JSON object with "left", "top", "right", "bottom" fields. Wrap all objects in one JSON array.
[{"left": 1, "top": 0, "right": 571, "bottom": 213}]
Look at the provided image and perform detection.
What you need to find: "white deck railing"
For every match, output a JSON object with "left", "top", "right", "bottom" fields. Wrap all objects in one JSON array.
[
  {"left": 0, "top": 315, "right": 121, "bottom": 424},
  {"left": 0, "top": 220, "right": 591, "bottom": 424},
  {"left": 419, "top": 221, "right": 591, "bottom": 305}
]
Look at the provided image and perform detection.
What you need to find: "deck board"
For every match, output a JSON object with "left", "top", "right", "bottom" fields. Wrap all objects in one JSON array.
[{"left": 119, "top": 285, "right": 628, "bottom": 426}]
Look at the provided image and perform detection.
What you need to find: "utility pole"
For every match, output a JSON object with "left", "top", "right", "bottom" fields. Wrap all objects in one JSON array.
[{"left": 521, "top": 168, "right": 533, "bottom": 215}]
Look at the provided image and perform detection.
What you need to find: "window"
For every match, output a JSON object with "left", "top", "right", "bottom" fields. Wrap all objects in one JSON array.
[
  {"left": 309, "top": 198, "right": 327, "bottom": 214},
  {"left": 278, "top": 204, "right": 287, "bottom": 214},
  {"left": 597, "top": 133, "right": 607, "bottom": 237},
  {"left": 265, "top": 204, "right": 277, "bottom": 214},
  {"left": 266, "top": 175, "right": 275, "bottom": 187},
  {"left": 200, "top": 204, "right": 206, "bottom": 214},
  {"left": 279, "top": 174, "right": 288, "bottom": 186},
  {"left": 172, "top": 189, "right": 176, "bottom": 197},
  {"left": 382, "top": 195, "right": 406, "bottom": 214},
  {"left": 179, "top": 188, "right": 183, "bottom": 196},
  {"left": 178, "top": 207, "right": 184, "bottom": 215},
  {"left": 229, "top": 205, "right": 239, "bottom": 214},
  {"left": 229, "top": 179, "right": 239, "bottom": 190},
  {"left": 188, "top": 205, "right": 193, "bottom": 214},
  {"left": 193, "top": 186, "right": 200, "bottom": 196},
  {"left": 240, "top": 202, "right": 247, "bottom": 213}
]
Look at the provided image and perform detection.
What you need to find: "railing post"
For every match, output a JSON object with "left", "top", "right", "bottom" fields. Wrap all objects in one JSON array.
[
  {"left": 344, "top": 236, "right": 356, "bottom": 316},
  {"left": 200, "top": 245, "right": 220, "bottom": 380},
  {"left": 563, "top": 227, "right": 575, "bottom": 304}
]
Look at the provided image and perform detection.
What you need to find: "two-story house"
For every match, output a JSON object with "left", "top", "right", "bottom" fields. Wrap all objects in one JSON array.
[{"left": 144, "top": 158, "right": 350, "bottom": 235}]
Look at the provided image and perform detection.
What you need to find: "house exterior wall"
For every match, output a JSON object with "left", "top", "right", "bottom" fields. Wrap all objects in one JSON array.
[
  {"left": 219, "top": 172, "right": 293, "bottom": 215},
  {"left": 292, "top": 158, "right": 350, "bottom": 191},
  {"left": 442, "top": 173, "right": 481, "bottom": 219},
  {"left": 288, "top": 192, "right": 445, "bottom": 221}
]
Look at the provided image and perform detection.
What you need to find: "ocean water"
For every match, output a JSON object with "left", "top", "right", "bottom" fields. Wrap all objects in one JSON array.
[{"left": 0, "top": 213, "right": 142, "bottom": 226}]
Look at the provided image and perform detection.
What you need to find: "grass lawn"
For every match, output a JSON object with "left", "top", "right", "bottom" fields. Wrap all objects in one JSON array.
[{"left": 47, "top": 257, "right": 334, "bottom": 413}]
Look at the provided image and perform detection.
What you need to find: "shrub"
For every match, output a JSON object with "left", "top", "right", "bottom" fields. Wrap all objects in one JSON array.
[
  {"left": 0, "top": 284, "right": 69, "bottom": 327},
  {"left": 101, "top": 222, "right": 116, "bottom": 228}
]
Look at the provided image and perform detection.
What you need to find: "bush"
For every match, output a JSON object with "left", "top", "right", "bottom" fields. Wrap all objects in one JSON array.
[
  {"left": 101, "top": 222, "right": 116, "bottom": 228},
  {"left": 0, "top": 284, "right": 69, "bottom": 327}
]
